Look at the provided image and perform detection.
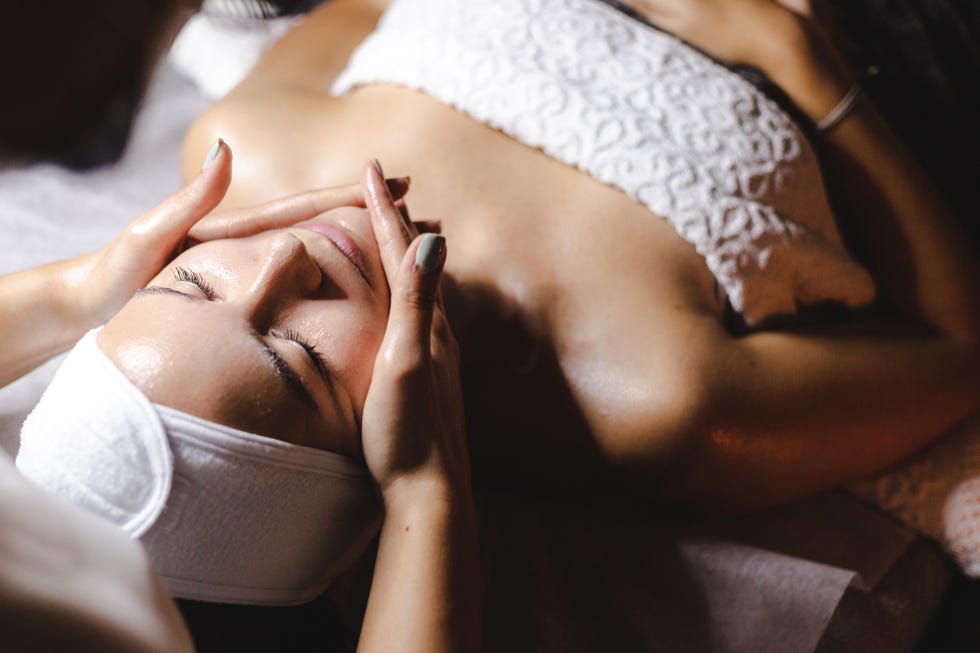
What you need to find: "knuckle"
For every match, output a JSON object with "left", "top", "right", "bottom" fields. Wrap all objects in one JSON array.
[{"left": 400, "top": 286, "right": 437, "bottom": 310}]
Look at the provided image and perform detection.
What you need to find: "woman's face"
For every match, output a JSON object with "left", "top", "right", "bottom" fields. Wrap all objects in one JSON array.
[{"left": 99, "top": 206, "right": 390, "bottom": 459}]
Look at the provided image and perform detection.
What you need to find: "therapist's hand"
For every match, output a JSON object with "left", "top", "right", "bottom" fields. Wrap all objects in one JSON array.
[
  {"left": 67, "top": 141, "right": 412, "bottom": 330},
  {"left": 67, "top": 139, "right": 232, "bottom": 328},
  {"left": 356, "top": 159, "right": 482, "bottom": 653},
  {"left": 359, "top": 160, "right": 471, "bottom": 504}
]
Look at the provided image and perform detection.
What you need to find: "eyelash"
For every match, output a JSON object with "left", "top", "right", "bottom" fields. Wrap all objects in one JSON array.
[
  {"left": 173, "top": 266, "right": 216, "bottom": 300},
  {"left": 276, "top": 328, "right": 330, "bottom": 378},
  {"left": 168, "top": 267, "right": 329, "bottom": 384}
]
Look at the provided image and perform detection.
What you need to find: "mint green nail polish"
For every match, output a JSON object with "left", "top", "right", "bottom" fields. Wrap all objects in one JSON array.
[
  {"left": 416, "top": 234, "right": 446, "bottom": 271},
  {"left": 202, "top": 138, "right": 223, "bottom": 171}
]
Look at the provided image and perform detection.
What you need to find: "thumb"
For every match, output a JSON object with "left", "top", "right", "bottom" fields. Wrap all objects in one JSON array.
[
  {"left": 382, "top": 233, "right": 447, "bottom": 360},
  {"left": 127, "top": 139, "right": 233, "bottom": 248}
]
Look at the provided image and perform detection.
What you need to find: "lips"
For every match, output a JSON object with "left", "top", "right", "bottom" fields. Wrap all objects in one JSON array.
[{"left": 296, "top": 222, "right": 369, "bottom": 282}]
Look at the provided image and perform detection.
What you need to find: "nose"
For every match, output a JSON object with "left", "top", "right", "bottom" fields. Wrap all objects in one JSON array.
[{"left": 240, "top": 233, "right": 322, "bottom": 328}]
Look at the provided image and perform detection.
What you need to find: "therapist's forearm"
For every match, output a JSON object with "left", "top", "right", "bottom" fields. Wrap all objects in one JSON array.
[
  {"left": 358, "top": 484, "right": 482, "bottom": 653},
  {"left": 0, "top": 257, "right": 90, "bottom": 387}
]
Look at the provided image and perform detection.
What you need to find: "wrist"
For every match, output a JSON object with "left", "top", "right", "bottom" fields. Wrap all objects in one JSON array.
[
  {"left": 381, "top": 473, "right": 475, "bottom": 521},
  {"left": 57, "top": 253, "right": 103, "bottom": 333},
  {"left": 0, "top": 256, "right": 98, "bottom": 387}
]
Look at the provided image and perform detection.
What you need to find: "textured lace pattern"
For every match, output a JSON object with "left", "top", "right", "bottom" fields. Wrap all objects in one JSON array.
[
  {"left": 850, "top": 412, "right": 980, "bottom": 577},
  {"left": 333, "top": 0, "right": 875, "bottom": 324}
]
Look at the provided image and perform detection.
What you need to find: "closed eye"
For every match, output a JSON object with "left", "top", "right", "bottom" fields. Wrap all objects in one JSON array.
[
  {"left": 273, "top": 328, "right": 331, "bottom": 383},
  {"left": 173, "top": 266, "right": 217, "bottom": 300}
]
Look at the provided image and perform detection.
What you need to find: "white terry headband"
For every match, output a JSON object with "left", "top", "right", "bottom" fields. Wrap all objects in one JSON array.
[{"left": 16, "top": 330, "right": 382, "bottom": 606}]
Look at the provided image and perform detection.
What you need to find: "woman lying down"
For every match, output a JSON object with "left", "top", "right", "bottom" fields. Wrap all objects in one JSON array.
[{"left": 11, "top": 0, "right": 980, "bottom": 617}]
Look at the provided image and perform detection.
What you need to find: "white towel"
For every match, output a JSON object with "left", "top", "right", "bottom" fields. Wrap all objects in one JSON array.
[
  {"left": 850, "top": 410, "right": 980, "bottom": 577},
  {"left": 169, "top": 13, "right": 301, "bottom": 100},
  {"left": 333, "top": 0, "right": 876, "bottom": 324},
  {"left": 17, "top": 330, "right": 381, "bottom": 605}
]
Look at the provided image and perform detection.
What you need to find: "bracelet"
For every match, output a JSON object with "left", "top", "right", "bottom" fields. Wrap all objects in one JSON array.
[{"left": 815, "top": 65, "right": 880, "bottom": 133}]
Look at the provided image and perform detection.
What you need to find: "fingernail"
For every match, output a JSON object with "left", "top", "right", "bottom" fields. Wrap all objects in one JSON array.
[
  {"left": 202, "top": 138, "right": 223, "bottom": 171},
  {"left": 372, "top": 158, "right": 384, "bottom": 176},
  {"left": 416, "top": 234, "right": 446, "bottom": 272}
]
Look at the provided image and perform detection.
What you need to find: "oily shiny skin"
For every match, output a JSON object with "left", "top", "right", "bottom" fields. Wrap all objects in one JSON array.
[
  {"left": 188, "top": 82, "right": 724, "bottom": 494},
  {"left": 100, "top": 206, "right": 391, "bottom": 459}
]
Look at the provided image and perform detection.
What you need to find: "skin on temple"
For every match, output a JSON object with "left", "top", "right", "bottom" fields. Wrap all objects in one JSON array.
[{"left": 168, "top": 0, "right": 980, "bottom": 510}]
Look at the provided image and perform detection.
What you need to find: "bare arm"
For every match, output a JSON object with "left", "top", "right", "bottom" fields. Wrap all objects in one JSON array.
[
  {"left": 357, "top": 162, "right": 481, "bottom": 653},
  {"left": 761, "top": 12, "right": 980, "bottom": 338},
  {"left": 361, "top": 487, "right": 480, "bottom": 653},
  {"left": 0, "top": 259, "right": 89, "bottom": 388},
  {"left": 626, "top": 1, "right": 980, "bottom": 509}
]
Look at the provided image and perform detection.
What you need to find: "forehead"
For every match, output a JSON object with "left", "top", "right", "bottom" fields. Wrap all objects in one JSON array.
[
  {"left": 169, "top": 236, "right": 258, "bottom": 280},
  {"left": 98, "top": 286, "right": 357, "bottom": 455},
  {"left": 100, "top": 297, "right": 289, "bottom": 423}
]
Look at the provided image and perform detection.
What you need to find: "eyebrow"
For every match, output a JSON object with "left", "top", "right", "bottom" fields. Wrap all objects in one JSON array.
[{"left": 133, "top": 285, "right": 319, "bottom": 410}]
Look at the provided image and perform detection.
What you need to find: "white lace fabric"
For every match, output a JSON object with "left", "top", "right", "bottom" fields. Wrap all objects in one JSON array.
[
  {"left": 850, "top": 412, "right": 980, "bottom": 577},
  {"left": 332, "top": 0, "right": 875, "bottom": 325},
  {"left": 334, "top": 0, "right": 980, "bottom": 576}
]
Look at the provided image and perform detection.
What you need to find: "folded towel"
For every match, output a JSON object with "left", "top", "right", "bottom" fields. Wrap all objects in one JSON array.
[{"left": 17, "top": 329, "right": 381, "bottom": 605}]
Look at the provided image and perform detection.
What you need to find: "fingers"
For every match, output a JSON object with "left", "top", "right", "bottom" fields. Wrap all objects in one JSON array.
[
  {"left": 187, "top": 176, "right": 410, "bottom": 243},
  {"left": 364, "top": 159, "right": 417, "bottom": 286},
  {"left": 125, "top": 139, "right": 233, "bottom": 253},
  {"left": 378, "top": 233, "right": 448, "bottom": 367}
]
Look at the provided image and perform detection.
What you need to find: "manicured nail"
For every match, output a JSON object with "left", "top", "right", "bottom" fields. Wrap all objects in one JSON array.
[
  {"left": 385, "top": 176, "right": 411, "bottom": 198},
  {"left": 372, "top": 158, "right": 384, "bottom": 176},
  {"left": 416, "top": 234, "right": 446, "bottom": 272},
  {"left": 202, "top": 138, "right": 223, "bottom": 171}
]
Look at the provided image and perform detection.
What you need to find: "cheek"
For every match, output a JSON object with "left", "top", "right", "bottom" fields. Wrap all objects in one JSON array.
[{"left": 301, "top": 309, "right": 388, "bottom": 396}]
